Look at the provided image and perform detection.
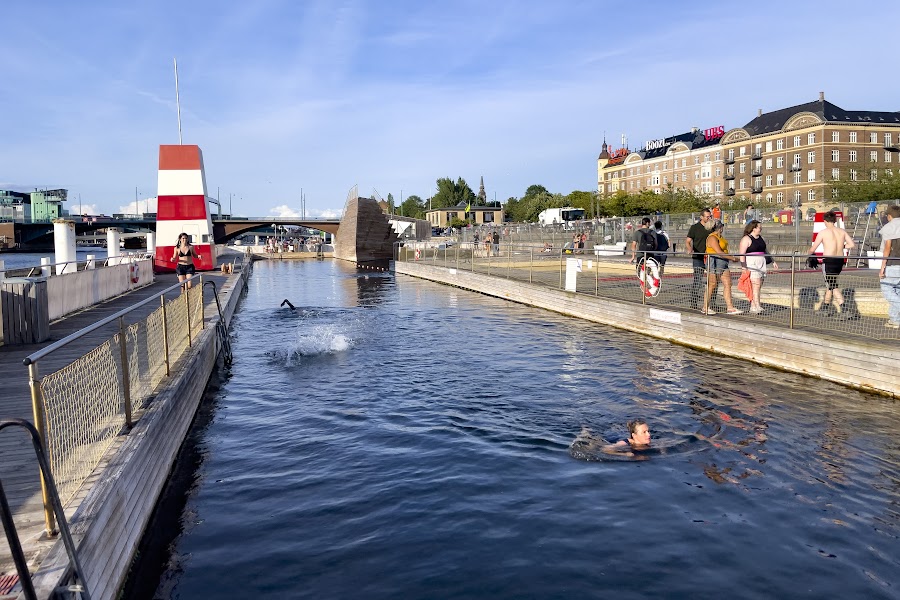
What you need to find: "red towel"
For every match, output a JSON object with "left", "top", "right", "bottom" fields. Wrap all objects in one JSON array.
[{"left": 737, "top": 269, "right": 753, "bottom": 302}]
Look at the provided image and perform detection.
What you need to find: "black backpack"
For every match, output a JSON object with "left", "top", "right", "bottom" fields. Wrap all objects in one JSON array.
[
  {"left": 638, "top": 229, "right": 658, "bottom": 252},
  {"left": 654, "top": 230, "right": 669, "bottom": 251}
]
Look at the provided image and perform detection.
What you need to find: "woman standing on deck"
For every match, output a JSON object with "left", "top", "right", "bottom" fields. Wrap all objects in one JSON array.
[
  {"left": 703, "top": 221, "right": 743, "bottom": 315},
  {"left": 738, "top": 220, "right": 778, "bottom": 314},
  {"left": 171, "top": 232, "right": 201, "bottom": 290}
]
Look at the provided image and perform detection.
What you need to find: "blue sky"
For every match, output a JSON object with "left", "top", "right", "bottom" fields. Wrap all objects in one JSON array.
[{"left": 2, "top": 0, "right": 898, "bottom": 218}]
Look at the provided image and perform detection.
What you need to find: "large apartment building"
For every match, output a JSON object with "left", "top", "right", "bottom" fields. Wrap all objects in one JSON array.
[{"left": 598, "top": 93, "right": 900, "bottom": 206}]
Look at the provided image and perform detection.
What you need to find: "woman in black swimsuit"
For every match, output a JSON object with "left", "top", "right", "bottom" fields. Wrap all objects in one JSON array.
[{"left": 171, "top": 233, "right": 200, "bottom": 290}]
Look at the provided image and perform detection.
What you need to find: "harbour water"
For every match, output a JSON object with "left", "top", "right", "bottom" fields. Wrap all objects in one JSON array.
[
  {"left": 0, "top": 247, "right": 109, "bottom": 271},
  {"left": 137, "top": 260, "right": 899, "bottom": 599}
]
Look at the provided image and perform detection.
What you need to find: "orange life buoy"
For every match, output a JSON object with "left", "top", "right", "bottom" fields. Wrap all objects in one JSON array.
[
  {"left": 414, "top": 248, "right": 421, "bottom": 260},
  {"left": 130, "top": 262, "right": 140, "bottom": 284}
]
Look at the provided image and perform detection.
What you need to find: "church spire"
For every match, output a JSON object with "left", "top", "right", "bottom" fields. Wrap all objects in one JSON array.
[{"left": 478, "top": 176, "right": 487, "bottom": 203}]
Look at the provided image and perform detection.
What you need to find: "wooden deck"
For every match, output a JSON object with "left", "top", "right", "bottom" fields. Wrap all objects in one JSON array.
[{"left": 0, "top": 271, "right": 235, "bottom": 591}]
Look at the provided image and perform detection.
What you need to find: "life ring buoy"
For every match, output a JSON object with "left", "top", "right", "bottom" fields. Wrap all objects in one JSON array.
[
  {"left": 637, "top": 257, "right": 661, "bottom": 297},
  {"left": 414, "top": 248, "right": 421, "bottom": 261},
  {"left": 130, "top": 262, "right": 140, "bottom": 284}
]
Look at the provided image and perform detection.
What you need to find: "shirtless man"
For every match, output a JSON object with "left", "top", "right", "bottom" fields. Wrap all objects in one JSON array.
[{"left": 807, "top": 210, "right": 855, "bottom": 315}]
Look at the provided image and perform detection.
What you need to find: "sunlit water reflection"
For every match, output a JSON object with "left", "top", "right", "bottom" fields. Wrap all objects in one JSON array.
[{"left": 144, "top": 260, "right": 900, "bottom": 599}]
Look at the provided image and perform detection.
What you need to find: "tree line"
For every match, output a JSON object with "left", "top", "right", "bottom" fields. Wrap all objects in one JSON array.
[{"left": 383, "top": 173, "right": 899, "bottom": 223}]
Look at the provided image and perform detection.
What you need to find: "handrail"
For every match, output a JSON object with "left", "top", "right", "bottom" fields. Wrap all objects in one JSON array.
[
  {"left": 23, "top": 279, "right": 186, "bottom": 366},
  {"left": 0, "top": 419, "right": 92, "bottom": 600},
  {"left": 203, "top": 280, "right": 233, "bottom": 366}
]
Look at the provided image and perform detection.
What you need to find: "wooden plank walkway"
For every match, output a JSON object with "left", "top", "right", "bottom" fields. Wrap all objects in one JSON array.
[{"left": 0, "top": 273, "right": 231, "bottom": 583}]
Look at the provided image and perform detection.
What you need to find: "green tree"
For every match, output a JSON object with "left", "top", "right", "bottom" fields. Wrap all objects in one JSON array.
[
  {"left": 831, "top": 169, "right": 900, "bottom": 203},
  {"left": 431, "top": 177, "right": 476, "bottom": 210},
  {"left": 400, "top": 194, "right": 425, "bottom": 219},
  {"left": 386, "top": 193, "right": 395, "bottom": 214}
]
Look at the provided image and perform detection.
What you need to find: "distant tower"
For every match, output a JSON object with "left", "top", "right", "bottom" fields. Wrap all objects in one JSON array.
[
  {"left": 597, "top": 137, "right": 610, "bottom": 194},
  {"left": 477, "top": 176, "right": 487, "bottom": 204}
]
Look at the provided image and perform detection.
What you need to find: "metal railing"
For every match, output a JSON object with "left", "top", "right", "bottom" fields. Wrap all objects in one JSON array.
[
  {"left": 22, "top": 279, "right": 205, "bottom": 532},
  {"left": 397, "top": 242, "right": 900, "bottom": 342},
  {"left": 0, "top": 419, "right": 91, "bottom": 600},
  {"left": 0, "top": 254, "right": 150, "bottom": 279}
]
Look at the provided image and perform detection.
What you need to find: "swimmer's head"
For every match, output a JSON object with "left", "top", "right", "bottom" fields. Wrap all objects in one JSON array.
[{"left": 627, "top": 419, "right": 650, "bottom": 447}]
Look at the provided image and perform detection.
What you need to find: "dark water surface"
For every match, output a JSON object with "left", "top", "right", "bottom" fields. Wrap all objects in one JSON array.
[{"left": 147, "top": 260, "right": 900, "bottom": 599}]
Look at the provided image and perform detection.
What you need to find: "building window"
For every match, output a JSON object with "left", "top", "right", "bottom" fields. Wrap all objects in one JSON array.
[
  {"left": 776, "top": 139, "right": 784, "bottom": 150},
  {"left": 727, "top": 149, "right": 734, "bottom": 160},
  {"left": 715, "top": 167, "right": 721, "bottom": 177},
  {"left": 831, "top": 168, "right": 840, "bottom": 180},
  {"left": 871, "top": 169, "right": 878, "bottom": 181},
  {"left": 886, "top": 133, "right": 893, "bottom": 146},
  {"left": 765, "top": 175, "right": 773, "bottom": 186},
  {"left": 794, "top": 135, "right": 801, "bottom": 147},
  {"left": 739, "top": 179, "right": 746, "bottom": 189},
  {"left": 715, "top": 151, "right": 721, "bottom": 160},
  {"left": 808, "top": 151, "right": 815, "bottom": 164},
  {"left": 831, "top": 150, "right": 839, "bottom": 161},
  {"left": 715, "top": 182, "right": 721, "bottom": 192},
  {"left": 740, "top": 147, "right": 747, "bottom": 157},
  {"left": 777, "top": 192, "right": 785, "bottom": 203},
  {"left": 808, "top": 133, "right": 816, "bottom": 144},
  {"left": 695, "top": 170, "right": 700, "bottom": 179},
  {"left": 832, "top": 131, "right": 840, "bottom": 143},
  {"left": 794, "top": 190, "right": 802, "bottom": 204},
  {"left": 765, "top": 141, "right": 773, "bottom": 152},
  {"left": 849, "top": 150, "right": 857, "bottom": 162},
  {"left": 850, "top": 169, "right": 858, "bottom": 181},
  {"left": 702, "top": 182, "right": 711, "bottom": 193},
  {"left": 777, "top": 156, "right": 785, "bottom": 168},
  {"left": 886, "top": 152, "right": 893, "bottom": 163},
  {"left": 765, "top": 158, "right": 773, "bottom": 170},
  {"left": 886, "top": 168, "right": 893, "bottom": 177},
  {"left": 849, "top": 131, "right": 857, "bottom": 143},
  {"left": 740, "top": 163, "right": 746, "bottom": 173},
  {"left": 682, "top": 158, "right": 687, "bottom": 168},
  {"left": 777, "top": 173, "right": 784, "bottom": 185},
  {"left": 832, "top": 188, "right": 838, "bottom": 199},
  {"left": 694, "top": 157, "right": 700, "bottom": 165},
  {"left": 674, "top": 174, "right": 679, "bottom": 182},
  {"left": 793, "top": 172, "right": 802, "bottom": 184},
  {"left": 807, "top": 169, "right": 816, "bottom": 182},
  {"left": 870, "top": 132, "right": 878, "bottom": 144},
  {"left": 794, "top": 153, "right": 802, "bottom": 166},
  {"left": 704, "top": 153, "right": 710, "bottom": 162},
  {"left": 808, "top": 189, "right": 816, "bottom": 202},
  {"left": 871, "top": 150, "right": 878, "bottom": 162}
]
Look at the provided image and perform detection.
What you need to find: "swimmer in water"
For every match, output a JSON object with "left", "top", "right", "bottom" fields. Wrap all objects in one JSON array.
[{"left": 613, "top": 419, "right": 651, "bottom": 449}]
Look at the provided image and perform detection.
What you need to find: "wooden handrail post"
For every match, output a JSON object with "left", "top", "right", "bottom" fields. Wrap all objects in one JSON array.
[{"left": 27, "top": 362, "right": 57, "bottom": 535}]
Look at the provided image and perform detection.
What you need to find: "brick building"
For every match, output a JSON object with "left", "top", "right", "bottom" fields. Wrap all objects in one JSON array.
[{"left": 598, "top": 93, "right": 900, "bottom": 207}]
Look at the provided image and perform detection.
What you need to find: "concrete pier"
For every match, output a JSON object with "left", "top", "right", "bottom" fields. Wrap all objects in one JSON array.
[{"left": 395, "top": 261, "right": 900, "bottom": 398}]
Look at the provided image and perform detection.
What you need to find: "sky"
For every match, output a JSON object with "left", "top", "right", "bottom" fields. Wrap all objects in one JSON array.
[{"left": 2, "top": 0, "right": 898, "bottom": 219}]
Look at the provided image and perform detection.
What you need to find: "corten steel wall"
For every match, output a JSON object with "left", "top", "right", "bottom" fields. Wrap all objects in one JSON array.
[{"left": 395, "top": 261, "right": 900, "bottom": 398}]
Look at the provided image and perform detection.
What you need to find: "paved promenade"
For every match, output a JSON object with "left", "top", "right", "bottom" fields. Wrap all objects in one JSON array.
[{"left": 0, "top": 273, "right": 228, "bottom": 589}]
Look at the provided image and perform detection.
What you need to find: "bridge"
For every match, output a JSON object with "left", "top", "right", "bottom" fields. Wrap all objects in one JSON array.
[{"left": 4, "top": 217, "right": 342, "bottom": 248}]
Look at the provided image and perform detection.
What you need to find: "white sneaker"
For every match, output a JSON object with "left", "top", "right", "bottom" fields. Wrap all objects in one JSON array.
[{"left": 749, "top": 306, "right": 763, "bottom": 314}]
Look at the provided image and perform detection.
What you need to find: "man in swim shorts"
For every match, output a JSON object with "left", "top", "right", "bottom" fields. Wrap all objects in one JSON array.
[{"left": 807, "top": 210, "right": 855, "bottom": 317}]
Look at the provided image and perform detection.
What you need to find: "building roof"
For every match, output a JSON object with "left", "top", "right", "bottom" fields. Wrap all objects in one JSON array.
[{"left": 742, "top": 98, "right": 900, "bottom": 136}]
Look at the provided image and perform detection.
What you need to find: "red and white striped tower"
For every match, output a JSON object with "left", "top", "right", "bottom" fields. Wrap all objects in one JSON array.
[{"left": 154, "top": 144, "right": 217, "bottom": 273}]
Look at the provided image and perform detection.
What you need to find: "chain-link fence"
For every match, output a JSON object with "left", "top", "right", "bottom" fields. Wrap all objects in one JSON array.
[
  {"left": 27, "top": 283, "right": 204, "bottom": 506},
  {"left": 397, "top": 243, "right": 899, "bottom": 342}
]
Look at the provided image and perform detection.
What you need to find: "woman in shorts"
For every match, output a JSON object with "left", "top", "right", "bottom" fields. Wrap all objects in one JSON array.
[
  {"left": 703, "top": 221, "right": 743, "bottom": 315},
  {"left": 738, "top": 220, "right": 778, "bottom": 314},
  {"left": 171, "top": 232, "right": 201, "bottom": 290}
]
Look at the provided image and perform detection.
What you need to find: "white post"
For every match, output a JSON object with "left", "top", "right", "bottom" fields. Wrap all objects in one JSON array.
[
  {"left": 0, "top": 259, "right": 5, "bottom": 283},
  {"left": 53, "top": 219, "right": 77, "bottom": 275},
  {"left": 146, "top": 231, "right": 156, "bottom": 256},
  {"left": 40, "top": 257, "right": 51, "bottom": 278},
  {"left": 86, "top": 254, "right": 96, "bottom": 270},
  {"left": 107, "top": 228, "right": 121, "bottom": 264}
]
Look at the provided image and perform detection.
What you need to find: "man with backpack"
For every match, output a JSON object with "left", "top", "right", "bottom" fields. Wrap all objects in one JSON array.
[
  {"left": 630, "top": 217, "right": 658, "bottom": 266},
  {"left": 653, "top": 220, "right": 670, "bottom": 272}
]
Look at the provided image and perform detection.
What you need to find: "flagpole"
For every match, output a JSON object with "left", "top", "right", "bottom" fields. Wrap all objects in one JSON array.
[{"left": 174, "top": 57, "right": 183, "bottom": 144}]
